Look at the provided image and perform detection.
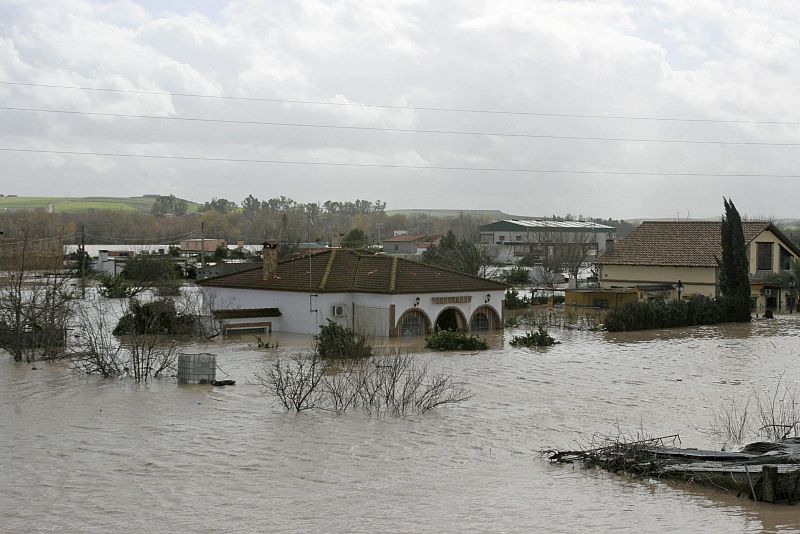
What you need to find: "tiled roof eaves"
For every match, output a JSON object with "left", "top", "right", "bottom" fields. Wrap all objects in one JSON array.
[
  {"left": 765, "top": 223, "right": 800, "bottom": 258},
  {"left": 595, "top": 260, "right": 718, "bottom": 267},
  {"left": 196, "top": 265, "right": 262, "bottom": 284},
  {"left": 198, "top": 249, "right": 510, "bottom": 293}
]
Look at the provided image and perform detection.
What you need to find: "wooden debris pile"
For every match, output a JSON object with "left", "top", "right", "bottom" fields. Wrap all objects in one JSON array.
[{"left": 546, "top": 435, "right": 800, "bottom": 504}]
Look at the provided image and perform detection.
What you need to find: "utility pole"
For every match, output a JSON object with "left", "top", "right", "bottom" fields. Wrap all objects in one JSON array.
[
  {"left": 80, "top": 225, "right": 86, "bottom": 299},
  {"left": 200, "top": 221, "right": 205, "bottom": 269}
]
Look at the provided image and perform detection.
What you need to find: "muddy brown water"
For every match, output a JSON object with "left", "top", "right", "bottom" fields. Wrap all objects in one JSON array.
[{"left": 3, "top": 318, "right": 800, "bottom": 532}]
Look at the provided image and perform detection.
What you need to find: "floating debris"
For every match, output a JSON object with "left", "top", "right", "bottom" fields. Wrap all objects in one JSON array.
[{"left": 546, "top": 435, "right": 800, "bottom": 504}]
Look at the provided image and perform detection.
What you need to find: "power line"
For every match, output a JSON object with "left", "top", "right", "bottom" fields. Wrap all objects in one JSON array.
[
  {"left": 1, "top": 79, "right": 796, "bottom": 127},
  {"left": 2, "top": 146, "right": 799, "bottom": 178},
  {"left": 2, "top": 106, "right": 799, "bottom": 147},
  {"left": 84, "top": 230, "right": 198, "bottom": 243},
  {"left": 0, "top": 233, "right": 82, "bottom": 248}
]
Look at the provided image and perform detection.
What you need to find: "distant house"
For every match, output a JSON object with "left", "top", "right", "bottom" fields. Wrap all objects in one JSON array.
[
  {"left": 381, "top": 234, "right": 440, "bottom": 255},
  {"left": 93, "top": 250, "right": 134, "bottom": 276},
  {"left": 478, "top": 219, "right": 615, "bottom": 264},
  {"left": 197, "top": 245, "right": 508, "bottom": 337},
  {"left": 595, "top": 221, "right": 800, "bottom": 312},
  {"left": 180, "top": 238, "right": 228, "bottom": 253}
]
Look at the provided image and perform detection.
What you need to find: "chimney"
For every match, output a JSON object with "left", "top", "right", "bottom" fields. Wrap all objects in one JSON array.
[
  {"left": 262, "top": 240, "right": 279, "bottom": 280},
  {"left": 237, "top": 240, "right": 245, "bottom": 249},
  {"left": 331, "top": 233, "right": 344, "bottom": 248},
  {"left": 605, "top": 238, "right": 614, "bottom": 253}
]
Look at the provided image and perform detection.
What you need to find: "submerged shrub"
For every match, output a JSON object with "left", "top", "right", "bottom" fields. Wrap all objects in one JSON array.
[
  {"left": 257, "top": 352, "right": 472, "bottom": 416},
  {"left": 113, "top": 298, "right": 196, "bottom": 336},
  {"left": 509, "top": 327, "right": 558, "bottom": 347},
  {"left": 97, "top": 273, "right": 141, "bottom": 299},
  {"left": 425, "top": 329, "right": 488, "bottom": 351},
  {"left": 314, "top": 320, "right": 373, "bottom": 359}
]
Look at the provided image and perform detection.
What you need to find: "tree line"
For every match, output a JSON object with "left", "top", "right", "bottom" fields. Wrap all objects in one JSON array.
[{"left": 0, "top": 195, "right": 635, "bottom": 251}]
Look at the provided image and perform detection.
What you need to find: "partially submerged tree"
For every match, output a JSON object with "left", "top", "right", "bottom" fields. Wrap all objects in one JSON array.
[
  {"left": 0, "top": 227, "right": 73, "bottom": 362},
  {"left": 519, "top": 227, "right": 597, "bottom": 289},
  {"left": 72, "top": 297, "right": 185, "bottom": 381},
  {"left": 257, "top": 352, "right": 471, "bottom": 416}
]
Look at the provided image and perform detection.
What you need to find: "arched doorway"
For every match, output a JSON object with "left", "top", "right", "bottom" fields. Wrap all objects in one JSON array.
[
  {"left": 397, "top": 308, "right": 431, "bottom": 336},
  {"left": 470, "top": 305, "right": 501, "bottom": 331},
  {"left": 434, "top": 307, "right": 467, "bottom": 331}
]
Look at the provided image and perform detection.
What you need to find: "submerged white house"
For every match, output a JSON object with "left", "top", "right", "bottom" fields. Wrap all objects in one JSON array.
[{"left": 197, "top": 244, "right": 508, "bottom": 337}]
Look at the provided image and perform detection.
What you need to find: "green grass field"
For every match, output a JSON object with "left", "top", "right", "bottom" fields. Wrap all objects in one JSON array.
[
  {"left": 53, "top": 201, "right": 140, "bottom": 213},
  {"left": 0, "top": 196, "right": 199, "bottom": 214}
]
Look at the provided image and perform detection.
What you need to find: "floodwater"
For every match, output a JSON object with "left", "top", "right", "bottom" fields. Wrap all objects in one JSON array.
[{"left": 3, "top": 317, "right": 800, "bottom": 533}]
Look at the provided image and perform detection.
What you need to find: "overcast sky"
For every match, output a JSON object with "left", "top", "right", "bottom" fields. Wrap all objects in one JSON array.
[{"left": 1, "top": 0, "right": 800, "bottom": 219}]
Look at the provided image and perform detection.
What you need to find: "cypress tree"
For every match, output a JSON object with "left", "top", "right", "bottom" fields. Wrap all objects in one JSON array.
[{"left": 719, "top": 198, "right": 752, "bottom": 322}]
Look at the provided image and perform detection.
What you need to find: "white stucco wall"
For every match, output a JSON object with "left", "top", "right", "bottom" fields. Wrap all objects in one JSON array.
[
  {"left": 202, "top": 287, "right": 506, "bottom": 336},
  {"left": 599, "top": 264, "right": 718, "bottom": 297}
]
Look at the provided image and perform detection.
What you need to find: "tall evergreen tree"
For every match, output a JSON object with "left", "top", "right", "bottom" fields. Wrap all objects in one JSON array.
[{"left": 719, "top": 198, "right": 752, "bottom": 322}]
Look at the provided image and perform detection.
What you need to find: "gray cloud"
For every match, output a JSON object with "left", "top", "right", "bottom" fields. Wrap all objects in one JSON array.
[{"left": 1, "top": 0, "right": 799, "bottom": 219}]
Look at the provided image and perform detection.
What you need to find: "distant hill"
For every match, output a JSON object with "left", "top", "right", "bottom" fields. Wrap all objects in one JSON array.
[
  {"left": 385, "top": 209, "right": 528, "bottom": 219},
  {"left": 0, "top": 196, "right": 200, "bottom": 214}
]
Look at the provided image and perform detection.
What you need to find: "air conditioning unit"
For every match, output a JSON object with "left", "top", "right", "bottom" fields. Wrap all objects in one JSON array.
[{"left": 332, "top": 305, "right": 346, "bottom": 317}]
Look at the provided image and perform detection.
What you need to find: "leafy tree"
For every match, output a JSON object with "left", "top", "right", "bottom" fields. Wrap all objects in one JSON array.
[
  {"left": 341, "top": 228, "right": 368, "bottom": 249},
  {"left": 502, "top": 266, "right": 530, "bottom": 285},
  {"left": 213, "top": 244, "right": 229, "bottom": 260},
  {"left": 150, "top": 195, "right": 187, "bottom": 217},
  {"left": 719, "top": 198, "right": 752, "bottom": 322},
  {"left": 421, "top": 230, "right": 482, "bottom": 276},
  {"left": 242, "top": 194, "right": 262, "bottom": 218},
  {"left": 96, "top": 273, "right": 142, "bottom": 298},
  {"left": 202, "top": 197, "right": 237, "bottom": 214},
  {"left": 121, "top": 256, "right": 180, "bottom": 286}
]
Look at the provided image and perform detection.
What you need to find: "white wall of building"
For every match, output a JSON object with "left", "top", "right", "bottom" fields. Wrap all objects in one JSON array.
[{"left": 202, "top": 287, "right": 506, "bottom": 336}]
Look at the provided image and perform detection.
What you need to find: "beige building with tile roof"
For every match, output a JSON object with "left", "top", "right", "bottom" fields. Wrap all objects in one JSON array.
[
  {"left": 198, "top": 247, "right": 508, "bottom": 337},
  {"left": 595, "top": 221, "right": 800, "bottom": 312}
]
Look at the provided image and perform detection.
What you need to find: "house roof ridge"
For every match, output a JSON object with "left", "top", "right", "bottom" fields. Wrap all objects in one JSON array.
[
  {"left": 319, "top": 249, "right": 337, "bottom": 291},
  {"left": 389, "top": 256, "right": 398, "bottom": 292},
  {"left": 393, "top": 255, "right": 508, "bottom": 288}
]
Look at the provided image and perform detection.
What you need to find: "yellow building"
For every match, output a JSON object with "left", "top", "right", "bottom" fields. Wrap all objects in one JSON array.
[
  {"left": 595, "top": 221, "right": 800, "bottom": 313},
  {"left": 564, "top": 287, "right": 640, "bottom": 309}
]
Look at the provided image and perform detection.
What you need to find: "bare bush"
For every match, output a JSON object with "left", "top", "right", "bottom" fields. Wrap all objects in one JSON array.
[
  {"left": 71, "top": 299, "right": 127, "bottom": 377},
  {"left": 0, "top": 232, "right": 73, "bottom": 362},
  {"left": 70, "top": 297, "right": 180, "bottom": 382},
  {"left": 256, "top": 352, "right": 472, "bottom": 417},
  {"left": 711, "top": 374, "right": 800, "bottom": 446},
  {"left": 180, "top": 288, "right": 229, "bottom": 339},
  {"left": 256, "top": 353, "right": 324, "bottom": 412}
]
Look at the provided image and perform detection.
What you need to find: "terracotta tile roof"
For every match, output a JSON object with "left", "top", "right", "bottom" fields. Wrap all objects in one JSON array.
[
  {"left": 197, "top": 249, "right": 508, "bottom": 294},
  {"left": 595, "top": 221, "right": 782, "bottom": 267}
]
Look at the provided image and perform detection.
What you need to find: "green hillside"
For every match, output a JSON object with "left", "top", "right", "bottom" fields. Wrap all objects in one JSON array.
[{"left": 0, "top": 196, "right": 199, "bottom": 213}]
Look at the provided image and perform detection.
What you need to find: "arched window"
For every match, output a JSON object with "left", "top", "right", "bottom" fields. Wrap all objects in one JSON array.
[
  {"left": 470, "top": 311, "right": 490, "bottom": 331},
  {"left": 399, "top": 309, "right": 427, "bottom": 336}
]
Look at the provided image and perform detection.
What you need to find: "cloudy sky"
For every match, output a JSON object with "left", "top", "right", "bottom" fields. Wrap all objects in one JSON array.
[{"left": 1, "top": 0, "right": 800, "bottom": 219}]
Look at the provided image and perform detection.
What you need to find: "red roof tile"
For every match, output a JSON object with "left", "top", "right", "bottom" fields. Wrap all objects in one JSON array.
[
  {"left": 197, "top": 249, "right": 508, "bottom": 294},
  {"left": 595, "top": 221, "right": 798, "bottom": 267}
]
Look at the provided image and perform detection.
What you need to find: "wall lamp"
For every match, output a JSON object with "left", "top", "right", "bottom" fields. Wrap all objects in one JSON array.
[
  {"left": 413, "top": 297, "right": 421, "bottom": 307},
  {"left": 484, "top": 293, "right": 491, "bottom": 304}
]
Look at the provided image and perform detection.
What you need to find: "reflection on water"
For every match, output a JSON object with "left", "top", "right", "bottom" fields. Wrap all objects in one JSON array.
[{"left": 3, "top": 316, "right": 800, "bottom": 532}]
